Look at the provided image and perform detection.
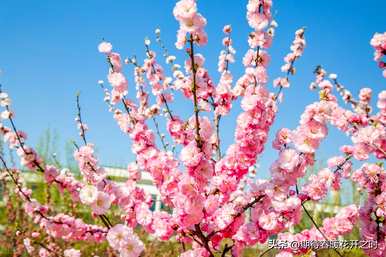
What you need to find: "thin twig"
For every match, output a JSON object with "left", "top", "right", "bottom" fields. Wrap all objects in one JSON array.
[
  {"left": 76, "top": 93, "right": 87, "bottom": 145},
  {"left": 258, "top": 246, "right": 274, "bottom": 257},
  {"left": 214, "top": 114, "right": 221, "bottom": 159},
  {"left": 193, "top": 224, "right": 215, "bottom": 257},
  {"left": 144, "top": 44, "right": 175, "bottom": 121},
  {"left": 296, "top": 184, "right": 344, "bottom": 257},
  {"left": 3, "top": 98, "right": 112, "bottom": 230},
  {"left": 188, "top": 35, "right": 202, "bottom": 148},
  {"left": 0, "top": 154, "right": 107, "bottom": 234},
  {"left": 221, "top": 243, "right": 234, "bottom": 257},
  {"left": 152, "top": 117, "right": 168, "bottom": 151}
]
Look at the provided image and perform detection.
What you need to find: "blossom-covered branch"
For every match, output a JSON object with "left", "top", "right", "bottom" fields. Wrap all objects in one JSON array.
[{"left": 1, "top": 0, "right": 385, "bottom": 257}]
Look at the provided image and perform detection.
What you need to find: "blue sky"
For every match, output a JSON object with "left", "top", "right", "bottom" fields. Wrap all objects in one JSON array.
[{"left": 1, "top": 0, "right": 385, "bottom": 179}]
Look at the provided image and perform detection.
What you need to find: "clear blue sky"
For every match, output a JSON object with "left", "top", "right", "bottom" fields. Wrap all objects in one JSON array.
[{"left": 1, "top": 0, "right": 385, "bottom": 177}]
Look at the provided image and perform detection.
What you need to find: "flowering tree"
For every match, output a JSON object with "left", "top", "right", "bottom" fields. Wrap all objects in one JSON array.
[{"left": 0, "top": 0, "right": 385, "bottom": 256}]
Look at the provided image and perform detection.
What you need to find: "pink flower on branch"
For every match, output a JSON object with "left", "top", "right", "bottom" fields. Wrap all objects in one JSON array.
[{"left": 0, "top": 0, "right": 385, "bottom": 256}]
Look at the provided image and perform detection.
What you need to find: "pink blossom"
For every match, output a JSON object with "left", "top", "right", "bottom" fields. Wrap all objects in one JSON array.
[
  {"left": 31, "top": 232, "right": 40, "bottom": 238},
  {"left": 259, "top": 212, "right": 280, "bottom": 231},
  {"left": 181, "top": 14, "right": 207, "bottom": 33},
  {"left": 151, "top": 211, "right": 174, "bottom": 240},
  {"left": 91, "top": 191, "right": 112, "bottom": 215},
  {"left": 127, "top": 163, "right": 141, "bottom": 181},
  {"left": 39, "top": 248, "right": 50, "bottom": 257},
  {"left": 173, "top": 0, "right": 197, "bottom": 21},
  {"left": 107, "top": 224, "right": 144, "bottom": 257},
  {"left": 246, "top": 0, "right": 272, "bottom": 31},
  {"left": 277, "top": 149, "right": 300, "bottom": 171},
  {"left": 44, "top": 165, "right": 59, "bottom": 183},
  {"left": 223, "top": 24, "right": 232, "bottom": 33},
  {"left": 370, "top": 32, "right": 386, "bottom": 76},
  {"left": 175, "top": 29, "right": 187, "bottom": 49},
  {"left": 2, "top": 1, "right": 385, "bottom": 257},
  {"left": 359, "top": 87, "right": 372, "bottom": 103},
  {"left": 108, "top": 72, "right": 127, "bottom": 88},
  {"left": 79, "top": 185, "right": 98, "bottom": 205},
  {"left": 241, "top": 94, "right": 260, "bottom": 111},
  {"left": 180, "top": 141, "right": 203, "bottom": 167},
  {"left": 64, "top": 249, "right": 81, "bottom": 257},
  {"left": 375, "top": 192, "right": 386, "bottom": 217},
  {"left": 301, "top": 168, "right": 333, "bottom": 201},
  {"left": 23, "top": 238, "right": 34, "bottom": 254},
  {"left": 98, "top": 41, "right": 112, "bottom": 54}
]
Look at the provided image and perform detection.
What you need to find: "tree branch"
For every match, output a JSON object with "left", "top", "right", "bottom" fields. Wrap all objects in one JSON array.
[{"left": 188, "top": 34, "right": 203, "bottom": 148}]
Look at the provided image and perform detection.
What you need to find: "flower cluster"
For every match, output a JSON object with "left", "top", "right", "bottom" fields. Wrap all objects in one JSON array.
[
  {"left": 173, "top": 0, "right": 207, "bottom": 49},
  {"left": 352, "top": 163, "right": 386, "bottom": 257},
  {"left": 79, "top": 185, "right": 112, "bottom": 215},
  {"left": 98, "top": 41, "right": 128, "bottom": 104},
  {"left": 74, "top": 144, "right": 107, "bottom": 184},
  {"left": 2, "top": 164, "right": 108, "bottom": 244},
  {"left": 0, "top": 0, "right": 385, "bottom": 257},
  {"left": 274, "top": 28, "right": 306, "bottom": 91},
  {"left": 44, "top": 166, "right": 83, "bottom": 201},
  {"left": 143, "top": 47, "right": 166, "bottom": 96},
  {"left": 246, "top": 0, "right": 272, "bottom": 32},
  {"left": 277, "top": 205, "right": 358, "bottom": 256},
  {"left": 107, "top": 224, "right": 144, "bottom": 257},
  {"left": 301, "top": 168, "right": 333, "bottom": 201},
  {"left": 218, "top": 25, "right": 235, "bottom": 74},
  {"left": 370, "top": 32, "right": 386, "bottom": 77},
  {"left": 215, "top": 25, "right": 236, "bottom": 116}
]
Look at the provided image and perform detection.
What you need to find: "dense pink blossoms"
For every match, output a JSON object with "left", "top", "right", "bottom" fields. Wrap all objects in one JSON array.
[
  {"left": 370, "top": 32, "right": 386, "bottom": 77},
  {"left": 0, "top": 0, "right": 385, "bottom": 257},
  {"left": 107, "top": 224, "right": 144, "bottom": 257}
]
